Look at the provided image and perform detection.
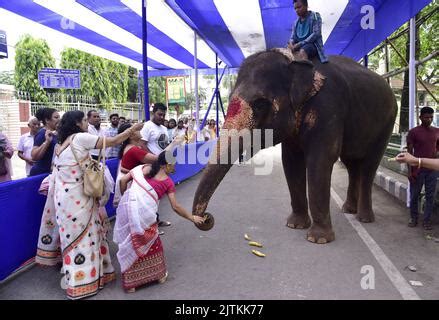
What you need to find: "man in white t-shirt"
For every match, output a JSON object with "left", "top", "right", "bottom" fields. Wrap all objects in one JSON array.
[
  {"left": 140, "top": 102, "right": 171, "bottom": 232},
  {"left": 17, "top": 117, "right": 40, "bottom": 176},
  {"left": 87, "top": 110, "right": 105, "bottom": 160},
  {"left": 140, "top": 103, "right": 170, "bottom": 155}
]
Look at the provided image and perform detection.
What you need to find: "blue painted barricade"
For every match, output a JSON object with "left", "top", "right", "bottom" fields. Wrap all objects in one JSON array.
[{"left": 0, "top": 141, "right": 215, "bottom": 281}]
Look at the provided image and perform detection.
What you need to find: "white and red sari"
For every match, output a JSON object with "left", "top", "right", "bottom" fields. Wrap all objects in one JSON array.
[
  {"left": 39, "top": 133, "right": 116, "bottom": 300},
  {"left": 113, "top": 165, "right": 166, "bottom": 291}
]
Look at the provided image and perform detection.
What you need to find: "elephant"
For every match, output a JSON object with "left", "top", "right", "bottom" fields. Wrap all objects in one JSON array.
[{"left": 192, "top": 49, "right": 397, "bottom": 244}]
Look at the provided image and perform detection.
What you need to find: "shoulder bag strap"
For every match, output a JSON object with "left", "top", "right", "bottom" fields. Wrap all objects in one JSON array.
[
  {"left": 97, "top": 136, "right": 106, "bottom": 171},
  {"left": 69, "top": 134, "right": 81, "bottom": 165}
]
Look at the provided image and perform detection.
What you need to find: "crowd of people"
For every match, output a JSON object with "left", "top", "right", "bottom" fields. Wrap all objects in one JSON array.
[
  {"left": 0, "top": 106, "right": 219, "bottom": 182},
  {"left": 0, "top": 103, "right": 215, "bottom": 299}
]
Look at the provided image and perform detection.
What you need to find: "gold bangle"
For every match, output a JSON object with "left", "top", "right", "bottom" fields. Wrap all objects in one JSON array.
[{"left": 418, "top": 157, "right": 422, "bottom": 169}]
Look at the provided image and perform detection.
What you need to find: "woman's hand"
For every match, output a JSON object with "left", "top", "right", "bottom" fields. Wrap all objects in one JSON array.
[
  {"left": 396, "top": 152, "right": 417, "bottom": 166},
  {"left": 131, "top": 122, "right": 144, "bottom": 132},
  {"left": 45, "top": 129, "right": 54, "bottom": 143},
  {"left": 192, "top": 215, "right": 205, "bottom": 225}
]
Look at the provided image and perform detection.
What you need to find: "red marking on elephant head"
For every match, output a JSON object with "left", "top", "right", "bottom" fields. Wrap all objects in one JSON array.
[{"left": 226, "top": 96, "right": 243, "bottom": 120}]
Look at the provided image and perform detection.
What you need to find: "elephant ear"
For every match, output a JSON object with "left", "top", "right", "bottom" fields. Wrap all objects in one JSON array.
[{"left": 288, "top": 60, "right": 315, "bottom": 109}]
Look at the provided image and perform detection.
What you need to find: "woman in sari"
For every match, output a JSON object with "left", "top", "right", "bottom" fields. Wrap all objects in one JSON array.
[
  {"left": 113, "top": 123, "right": 158, "bottom": 207},
  {"left": 40, "top": 110, "right": 142, "bottom": 299},
  {"left": 113, "top": 123, "right": 182, "bottom": 207},
  {"left": 114, "top": 151, "right": 204, "bottom": 292}
]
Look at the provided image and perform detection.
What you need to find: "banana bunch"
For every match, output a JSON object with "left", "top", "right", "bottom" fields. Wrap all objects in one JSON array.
[{"left": 244, "top": 233, "right": 266, "bottom": 257}]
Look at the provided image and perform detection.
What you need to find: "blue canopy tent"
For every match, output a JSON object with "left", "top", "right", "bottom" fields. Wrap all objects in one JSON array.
[
  {"left": 0, "top": 0, "right": 433, "bottom": 282},
  {"left": 0, "top": 0, "right": 431, "bottom": 67}
]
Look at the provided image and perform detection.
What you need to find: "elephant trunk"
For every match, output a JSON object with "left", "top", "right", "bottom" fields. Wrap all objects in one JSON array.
[
  {"left": 192, "top": 135, "right": 235, "bottom": 216},
  {"left": 192, "top": 95, "right": 254, "bottom": 217}
]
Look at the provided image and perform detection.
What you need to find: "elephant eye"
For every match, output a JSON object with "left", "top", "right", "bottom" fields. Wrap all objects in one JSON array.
[
  {"left": 251, "top": 98, "right": 272, "bottom": 115},
  {"left": 250, "top": 98, "right": 272, "bottom": 122}
]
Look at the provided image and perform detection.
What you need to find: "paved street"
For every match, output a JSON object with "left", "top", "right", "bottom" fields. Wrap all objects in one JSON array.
[{"left": 1, "top": 145, "right": 439, "bottom": 300}]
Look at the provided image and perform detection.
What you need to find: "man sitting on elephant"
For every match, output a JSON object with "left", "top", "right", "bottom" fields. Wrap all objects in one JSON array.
[{"left": 288, "top": 0, "right": 328, "bottom": 63}]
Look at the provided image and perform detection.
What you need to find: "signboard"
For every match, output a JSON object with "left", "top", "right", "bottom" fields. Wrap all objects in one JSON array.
[
  {"left": 38, "top": 68, "right": 81, "bottom": 89},
  {"left": 166, "top": 76, "right": 186, "bottom": 104},
  {"left": 0, "top": 30, "right": 7, "bottom": 59}
]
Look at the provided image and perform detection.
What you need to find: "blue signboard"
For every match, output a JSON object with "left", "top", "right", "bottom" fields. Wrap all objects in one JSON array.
[
  {"left": 38, "top": 68, "right": 81, "bottom": 89},
  {"left": 0, "top": 30, "right": 7, "bottom": 59}
]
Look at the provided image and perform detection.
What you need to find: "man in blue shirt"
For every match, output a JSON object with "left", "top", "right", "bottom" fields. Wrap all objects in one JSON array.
[
  {"left": 29, "top": 108, "right": 60, "bottom": 176},
  {"left": 288, "top": 0, "right": 328, "bottom": 63}
]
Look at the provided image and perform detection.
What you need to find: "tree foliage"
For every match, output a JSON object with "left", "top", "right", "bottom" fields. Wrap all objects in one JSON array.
[
  {"left": 185, "top": 87, "right": 208, "bottom": 110},
  {"left": 0, "top": 71, "right": 14, "bottom": 85},
  {"left": 367, "top": 1, "right": 438, "bottom": 132},
  {"left": 60, "top": 48, "right": 129, "bottom": 106},
  {"left": 127, "top": 66, "right": 139, "bottom": 102},
  {"left": 149, "top": 77, "right": 166, "bottom": 103},
  {"left": 14, "top": 34, "right": 55, "bottom": 102}
]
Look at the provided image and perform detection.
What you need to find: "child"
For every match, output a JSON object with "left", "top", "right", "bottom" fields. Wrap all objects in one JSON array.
[{"left": 114, "top": 151, "right": 204, "bottom": 292}]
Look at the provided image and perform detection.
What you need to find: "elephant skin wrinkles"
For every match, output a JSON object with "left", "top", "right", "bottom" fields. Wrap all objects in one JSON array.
[{"left": 304, "top": 109, "right": 317, "bottom": 129}]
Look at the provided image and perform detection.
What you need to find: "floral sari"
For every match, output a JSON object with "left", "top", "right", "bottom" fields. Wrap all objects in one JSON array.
[{"left": 51, "top": 133, "right": 115, "bottom": 299}]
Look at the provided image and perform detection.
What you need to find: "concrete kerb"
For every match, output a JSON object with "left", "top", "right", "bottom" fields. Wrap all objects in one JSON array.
[{"left": 374, "top": 169, "right": 408, "bottom": 203}]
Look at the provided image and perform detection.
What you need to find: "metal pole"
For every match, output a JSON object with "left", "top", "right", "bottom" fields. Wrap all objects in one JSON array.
[
  {"left": 201, "top": 66, "right": 227, "bottom": 129},
  {"left": 215, "top": 54, "right": 219, "bottom": 137},
  {"left": 384, "top": 41, "right": 390, "bottom": 84},
  {"left": 194, "top": 30, "right": 199, "bottom": 138},
  {"left": 363, "top": 55, "right": 368, "bottom": 68},
  {"left": 407, "top": 17, "right": 416, "bottom": 208},
  {"left": 142, "top": 0, "right": 150, "bottom": 121},
  {"left": 409, "top": 18, "right": 416, "bottom": 131}
]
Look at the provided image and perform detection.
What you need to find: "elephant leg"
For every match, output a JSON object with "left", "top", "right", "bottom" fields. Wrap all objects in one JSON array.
[
  {"left": 282, "top": 143, "right": 311, "bottom": 229},
  {"left": 356, "top": 126, "right": 392, "bottom": 223},
  {"left": 357, "top": 161, "right": 379, "bottom": 223},
  {"left": 341, "top": 159, "right": 360, "bottom": 214},
  {"left": 306, "top": 158, "right": 336, "bottom": 244}
]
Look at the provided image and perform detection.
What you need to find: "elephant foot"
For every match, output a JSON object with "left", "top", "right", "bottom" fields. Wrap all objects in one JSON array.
[
  {"left": 286, "top": 213, "right": 311, "bottom": 229},
  {"left": 306, "top": 225, "right": 335, "bottom": 244},
  {"left": 342, "top": 201, "right": 357, "bottom": 214},
  {"left": 357, "top": 211, "right": 375, "bottom": 223}
]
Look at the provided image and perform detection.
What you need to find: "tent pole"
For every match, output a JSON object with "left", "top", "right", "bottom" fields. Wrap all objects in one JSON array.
[
  {"left": 408, "top": 17, "right": 416, "bottom": 130},
  {"left": 215, "top": 54, "right": 219, "bottom": 137},
  {"left": 142, "top": 0, "right": 150, "bottom": 121},
  {"left": 407, "top": 17, "right": 417, "bottom": 207},
  {"left": 194, "top": 30, "right": 199, "bottom": 133},
  {"left": 200, "top": 67, "right": 227, "bottom": 130}
]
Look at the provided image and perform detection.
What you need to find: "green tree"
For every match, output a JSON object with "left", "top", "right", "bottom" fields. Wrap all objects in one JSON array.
[
  {"left": 61, "top": 48, "right": 130, "bottom": 106},
  {"left": 127, "top": 66, "right": 139, "bottom": 102},
  {"left": 147, "top": 76, "right": 166, "bottom": 104},
  {"left": 14, "top": 34, "right": 55, "bottom": 102},
  {"left": 0, "top": 71, "right": 14, "bottom": 85},
  {"left": 367, "top": 1, "right": 438, "bottom": 132}
]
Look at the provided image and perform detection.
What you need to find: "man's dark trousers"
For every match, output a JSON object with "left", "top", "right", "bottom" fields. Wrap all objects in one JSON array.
[{"left": 410, "top": 169, "right": 438, "bottom": 222}]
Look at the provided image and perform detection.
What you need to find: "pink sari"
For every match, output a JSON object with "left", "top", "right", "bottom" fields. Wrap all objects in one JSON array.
[{"left": 113, "top": 165, "right": 166, "bottom": 290}]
